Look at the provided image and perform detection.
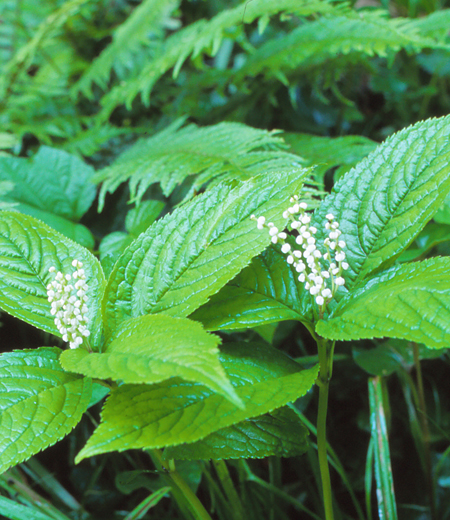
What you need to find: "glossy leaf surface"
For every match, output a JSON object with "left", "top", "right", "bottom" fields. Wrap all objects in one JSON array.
[
  {"left": 103, "top": 168, "right": 309, "bottom": 338},
  {"left": 0, "top": 211, "right": 105, "bottom": 346},
  {"left": 317, "top": 257, "right": 450, "bottom": 349},
  {"left": 313, "top": 115, "right": 450, "bottom": 289},
  {"left": 61, "top": 314, "right": 241, "bottom": 406},
  {"left": 191, "top": 245, "right": 312, "bottom": 330},
  {"left": 0, "top": 348, "right": 92, "bottom": 474},
  {"left": 76, "top": 343, "right": 318, "bottom": 461},
  {"left": 164, "top": 406, "right": 309, "bottom": 460}
]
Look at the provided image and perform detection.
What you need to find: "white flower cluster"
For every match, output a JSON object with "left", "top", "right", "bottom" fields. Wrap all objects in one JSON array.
[
  {"left": 251, "top": 197, "right": 349, "bottom": 309},
  {"left": 46, "top": 260, "right": 90, "bottom": 349}
]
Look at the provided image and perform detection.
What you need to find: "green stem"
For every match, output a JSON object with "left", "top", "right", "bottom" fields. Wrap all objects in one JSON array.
[
  {"left": 149, "top": 450, "right": 212, "bottom": 520},
  {"left": 317, "top": 338, "right": 335, "bottom": 520}
]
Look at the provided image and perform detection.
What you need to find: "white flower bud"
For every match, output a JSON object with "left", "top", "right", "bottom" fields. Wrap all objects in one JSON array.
[
  {"left": 316, "top": 296, "right": 324, "bottom": 305},
  {"left": 281, "top": 243, "right": 291, "bottom": 254},
  {"left": 335, "top": 277, "right": 345, "bottom": 286}
]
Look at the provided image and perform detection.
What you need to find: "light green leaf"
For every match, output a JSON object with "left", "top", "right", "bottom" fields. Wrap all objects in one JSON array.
[
  {"left": 103, "top": 168, "right": 310, "bottom": 339},
  {"left": 125, "top": 200, "right": 165, "bottom": 235},
  {"left": 317, "top": 257, "right": 450, "bottom": 349},
  {"left": 313, "top": 115, "right": 450, "bottom": 289},
  {"left": 60, "top": 314, "right": 241, "bottom": 407},
  {"left": 0, "top": 211, "right": 105, "bottom": 346},
  {"left": 0, "top": 347, "right": 92, "bottom": 474},
  {"left": 76, "top": 342, "right": 318, "bottom": 461},
  {"left": 0, "top": 146, "right": 96, "bottom": 221},
  {"left": 94, "top": 121, "right": 304, "bottom": 207},
  {"left": 191, "top": 245, "right": 312, "bottom": 331},
  {"left": 11, "top": 203, "right": 95, "bottom": 249},
  {"left": 0, "top": 147, "right": 96, "bottom": 246},
  {"left": 164, "top": 406, "right": 309, "bottom": 460}
]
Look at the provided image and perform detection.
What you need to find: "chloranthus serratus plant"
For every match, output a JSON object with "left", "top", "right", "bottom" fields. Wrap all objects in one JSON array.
[{"left": 1, "top": 115, "right": 450, "bottom": 520}]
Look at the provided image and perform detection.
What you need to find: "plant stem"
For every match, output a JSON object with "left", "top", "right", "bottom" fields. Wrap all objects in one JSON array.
[
  {"left": 317, "top": 337, "right": 335, "bottom": 520},
  {"left": 413, "top": 343, "right": 436, "bottom": 520},
  {"left": 149, "top": 450, "right": 213, "bottom": 520}
]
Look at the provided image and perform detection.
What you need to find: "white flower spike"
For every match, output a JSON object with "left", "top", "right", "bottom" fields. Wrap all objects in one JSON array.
[
  {"left": 47, "top": 260, "right": 90, "bottom": 349},
  {"left": 252, "top": 201, "right": 347, "bottom": 312}
]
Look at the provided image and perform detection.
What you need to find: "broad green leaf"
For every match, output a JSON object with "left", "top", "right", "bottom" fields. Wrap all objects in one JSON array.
[
  {"left": 0, "top": 347, "right": 92, "bottom": 474},
  {"left": 60, "top": 314, "right": 241, "bottom": 407},
  {"left": 0, "top": 147, "right": 96, "bottom": 247},
  {"left": 11, "top": 203, "right": 95, "bottom": 249},
  {"left": 0, "top": 211, "right": 105, "bottom": 346},
  {"left": 191, "top": 245, "right": 312, "bottom": 331},
  {"left": 164, "top": 406, "right": 309, "bottom": 460},
  {"left": 103, "top": 168, "right": 310, "bottom": 339},
  {"left": 317, "top": 257, "right": 450, "bottom": 349},
  {"left": 398, "top": 222, "right": 450, "bottom": 262},
  {"left": 76, "top": 342, "right": 318, "bottom": 461},
  {"left": 0, "top": 146, "right": 96, "bottom": 220},
  {"left": 313, "top": 115, "right": 450, "bottom": 289}
]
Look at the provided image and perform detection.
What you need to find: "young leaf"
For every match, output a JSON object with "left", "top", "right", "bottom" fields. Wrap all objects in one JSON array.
[
  {"left": 317, "top": 257, "right": 450, "bottom": 349},
  {"left": 191, "top": 245, "right": 312, "bottom": 331},
  {"left": 75, "top": 342, "right": 318, "bottom": 461},
  {"left": 0, "top": 211, "right": 105, "bottom": 346},
  {"left": 313, "top": 114, "right": 450, "bottom": 289},
  {"left": 164, "top": 406, "right": 309, "bottom": 460},
  {"left": 60, "top": 314, "right": 241, "bottom": 407},
  {"left": 0, "top": 347, "right": 92, "bottom": 474},
  {"left": 103, "top": 168, "right": 310, "bottom": 339}
]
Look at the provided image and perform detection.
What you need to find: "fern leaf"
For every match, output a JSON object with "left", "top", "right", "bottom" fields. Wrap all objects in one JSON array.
[
  {"left": 73, "top": 0, "right": 181, "bottom": 99},
  {"left": 234, "top": 14, "right": 446, "bottom": 84},
  {"left": 94, "top": 121, "right": 305, "bottom": 210},
  {"left": 97, "top": 0, "right": 343, "bottom": 117}
]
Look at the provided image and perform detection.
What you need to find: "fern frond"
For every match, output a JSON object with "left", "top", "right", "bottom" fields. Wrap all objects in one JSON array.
[
  {"left": 400, "top": 9, "right": 450, "bottom": 41},
  {"left": 72, "top": 0, "right": 181, "bottom": 99},
  {"left": 233, "top": 13, "right": 448, "bottom": 84},
  {"left": 94, "top": 121, "right": 305, "bottom": 210},
  {"left": 96, "top": 0, "right": 344, "bottom": 119},
  {"left": 0, "top": 0, "right": 91, "bottom": 96}
]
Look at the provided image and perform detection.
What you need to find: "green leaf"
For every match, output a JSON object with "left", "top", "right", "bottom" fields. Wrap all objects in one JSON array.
[
  {"left": 0, "top": 146, "right": 96, "bottom": 221},
  {"left": 0, "top": 211, "right": 105, "bottom": 346},
  {"left": 94, "top": 121, "right": 305, "bottom": 207},
  {"left": 60, "top": 314, "right": 241, "bottom": 407},
  {"left": 0, "top": 347, "right": 92, "bottom": 474},
  {"left": 0, "top": 147, "right": 96, "bottom": 247},
  {"left": 398, "top": 222, "right": 450, "bottom": 262},
  {"left": 103, "top": 168, "right": 310, "bottom": 339},
  {"left": 164, "top": 406, "right": 309, "bottom": 460},
  {"left": 125, "top": 200, "right": 165, "bottom": 235},
  {"left": 75, "top": 342, "right": 318, "bottom": 461},
  {"left": 317, "top": 257, "right": 450, "bottom": 349},
  {"left": 314, "top": 115, "right": 450, "bottom": 289},
  {"left": 191, "top": 245, "right": 312, "bottom": 331},
  {"left": 283, "top": 132, "right": 377, "bottom": 183}
]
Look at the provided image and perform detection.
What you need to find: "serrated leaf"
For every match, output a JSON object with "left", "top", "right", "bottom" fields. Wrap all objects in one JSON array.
[
  {"left": 60, "top": 314, "right": 241, "bottom": 407},
  {"left": 103, "top": 168, "right": 310, "bottom": 339},
  {"left": 0, "top": 347, "right": 92, "bottom": 474},
  {"left": 313, "top": 115, "right": 450, "bottom": 289},
  {"left": 76, "top": 342, "right": 318, "bottom": 461},
  {"left": 317, "top": 257, "right": 450, "bottom": 349},
  {"left": 0, "top": 496, "right": 56, "bottom": 520},
  {"left": 191, "top": 245, "right": 312, "bottom": 331},
  {"left": 94, "top": 121, "right": 304, "bottom": 207},
  {"left": 0, "top": 146, "right": 96, "bottom": 221},
  {"left": 164, "top": 406, "right": 309, "bottom": 460},
  {"left": 0, "top": 211, "right": 105, "bottom": 346}
]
